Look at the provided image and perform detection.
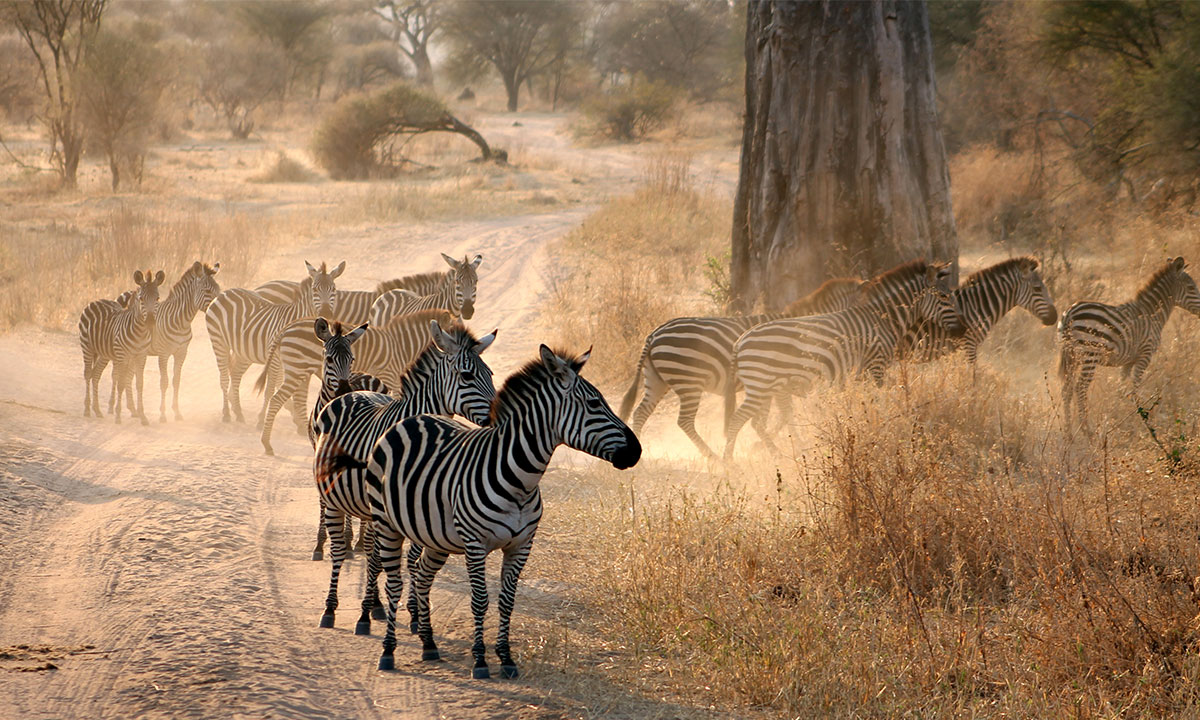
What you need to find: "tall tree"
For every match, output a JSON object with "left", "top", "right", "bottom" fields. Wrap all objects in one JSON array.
[
  {"left": 729, "top": 0, "right": 958, "bottom": 312},
  {"left": 235, "top": 0, "right": 332, "bottom": 100},
  {"left": 3, "top": 0, "right": 107, "bottom": 188},
  {"left": 441, "top": 0, "right": 579, "bottom": 112},
  {"left": 374, "top": 0, "right": 438, "bottom": 89}
]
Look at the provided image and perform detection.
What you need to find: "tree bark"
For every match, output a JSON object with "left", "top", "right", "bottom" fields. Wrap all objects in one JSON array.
[
  {"left": 502, "top": 70, "right": 520, "bottom": 112},
  {"left": 412, "top": 45, "right": 435, "bottom": 88},
  {"left": 729, "top": 0, "right": 958, "bottom": 313}
]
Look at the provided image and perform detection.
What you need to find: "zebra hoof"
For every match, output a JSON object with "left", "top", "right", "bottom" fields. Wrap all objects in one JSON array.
[
  {"left": 409, "top": 619, "right": 419, "bottom": 635},
  {"left": 263, "top": 445, "right": 274, "bottom": 457},
  {"left": 371, "top": 606, "right": 386, "bottom": 621},
  {"left": 354, "top": 620, "right": 371, "bottom": 636},
  {"left": 472, "top": 666, "right": 491, "bottom": 680},
  {"left": 311, "top": 550, "right": 323, "bottom": 561},
  {"left": 319, "top": 614, "right": 335, "bottom": 629},
  {"left": 500, "top": 665, "right": 519, "bottom": 679},
  {"left": 421, "top": 648, "right": 440, "bottom": 662},
  {"left": 159, "top": 416, "right": 167, "bottom": 424},
  {"left": 378, "top": 654, "right": 395, "bottom": 671}
]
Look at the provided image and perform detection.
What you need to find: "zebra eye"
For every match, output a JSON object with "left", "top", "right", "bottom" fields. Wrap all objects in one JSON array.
[
  {"left": 460, "top": 370, "right": 475, "bottom": 382},
  {"left": 585, "top": 397, "right": 603, "bottom": 410}
]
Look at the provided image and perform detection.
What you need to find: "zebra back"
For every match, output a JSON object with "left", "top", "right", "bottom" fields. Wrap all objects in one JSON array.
[{"left": 376, "top": 271, "right": 445, "bottom": 297}]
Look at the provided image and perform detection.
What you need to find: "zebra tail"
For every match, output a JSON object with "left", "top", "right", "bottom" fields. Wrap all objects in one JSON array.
[
  {"left": 314, "top": 450, "right": 369, "bottom": 495},
  {"left": 617, "top": 338, "right": 650, "bottom": 421},
  {"left": 1056, "top": 309, "right": 1070, "bottom": 378},
  {"left": 252, "top": 364, "right": 269, "bottom": 395},
  {"left": 722, "top": 357, "right": 738, "bottom": 437}
]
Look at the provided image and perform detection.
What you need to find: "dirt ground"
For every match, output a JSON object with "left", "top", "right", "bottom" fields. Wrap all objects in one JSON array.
[{"left": 0, "top": 113, "right": 739, "bottom": 719}]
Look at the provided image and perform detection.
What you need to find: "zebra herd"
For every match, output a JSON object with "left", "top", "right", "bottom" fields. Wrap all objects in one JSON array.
[{"left": 74, "top": 250, "right": 1200, "bottom": 678}]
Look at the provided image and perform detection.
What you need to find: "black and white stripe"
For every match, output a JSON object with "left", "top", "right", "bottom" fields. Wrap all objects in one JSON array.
[
  {"left": 619, "top": 277, "right": 864, "bottom": 458},
  {"left": 902, "top": 257, "right": 1057, "bottom": 368},
  {"left": 1059, "top": 256, "right": 1200, "bottom": 426},
  {"left": 323, "top": 345, "right": 640, "bottom": 678},
  {"left": 725, "top": 261, "right": 963, "bottom": 457},
  {"left": 369, "top": 254, "right": 482, "bottom": 326},
  {"left": 310, "top": 320, "right": 497, "bottom": 636},
  {"left": 80, "top": 270, "right": 165, "bottom": 424},
  {"left": 205, "top": 261, "right": 344, "bottom": 423}
]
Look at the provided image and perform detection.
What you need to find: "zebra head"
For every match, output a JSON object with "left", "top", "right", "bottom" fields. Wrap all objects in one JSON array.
[
  {"left": 427, "top": 319, "right": 497, "bottom": 425},
  {"left": 538, "top": 345, "right": 641, "bottom": 470},
  {"left": 1167, "top": 257, "right": 1200, "bottom": 317},
  {"left": 440, "top": 253, "right": 482, "bottom": 320},
  {"left": 1012, "top": 258, "right": 1058, "bottom": 325},
  {"left": 188, "top": 261, "right": 222, "bottom": 313},
  {"left": 315, "top": 318, "right": 368, "bottom": 396},
  {"left": 911, "top": 263, "right": 964, "bottom": 335},
  {"left": 306, "top": 260, "right": 346, "bottom": 319},
  {"left": 131, "top": 269, "right": 165, "bottom": 323}
]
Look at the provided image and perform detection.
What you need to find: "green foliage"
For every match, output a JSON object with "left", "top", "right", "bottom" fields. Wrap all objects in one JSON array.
[
  {"left": 703, "top": 251, "right": 731, "bottom": 310},
  {"left": 581, "top": 80, "right": 680, "bottom": 142}
]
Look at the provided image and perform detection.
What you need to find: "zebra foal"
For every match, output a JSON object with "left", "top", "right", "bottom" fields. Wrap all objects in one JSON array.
[
  {"left": 1059, "top": 256, "right": 1200, "bottom": 427},
  {"left": 321, "top": 345, "right": 640, "bottom": 678},
  {"left": 369, "top": 253, "right": 482, "bottom": 326},
  {"left": 725, "top": 261, "right": 963, "bottom": 458},
  {"left": 80, "top": 270, "right": 165, "bottom": 423}
]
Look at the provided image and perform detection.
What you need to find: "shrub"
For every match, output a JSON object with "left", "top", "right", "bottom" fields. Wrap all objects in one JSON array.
[{"left": 581, "top": 80, "right": 680, "bottom": 141}]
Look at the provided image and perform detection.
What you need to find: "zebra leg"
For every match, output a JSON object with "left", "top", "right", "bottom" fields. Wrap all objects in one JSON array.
[
  {"left": 355, "top": 525, "right": 383, "bottom": 635},
  {"left": 158, "top": 355, "right": 170, "bottom": 423},
  {"left": 463, "top": 540, "right": 493, "bottom": 679},
  {"left": 92, "top": 360, "right": 108, "bottom": 417},
  {"left": 113, "top": 361, "right": 128, "bottom": 424},
  {"left": 134, "top": 356, "right": 149, "bottom": 425},
  {"left": 375, "top": 522, "right": 408, "bottom": 671},
  {"left": 107, "top": 368, "right": 117, "bottom": 415},
  {"left": 1074, "top": 360, "right": 1096, "bottom": 433},
  {"left": 214, "top": 349, "right": 232, "bottom": 422},
  {"left": 674, "top": 388, "right": 718, "bottom": 459},
  {"left": 228, "top": 360, "right": 250, "bottom": 423},
  {"left": 319, "top": 504, "right": 350, "bottom": 628},
  {"left": 629, "top": 372, "right": 668, "bottom": 435},
  {"left": 495, "top": 540, "right": 534, "bottom": 679},
  {"left": 724, "top": 389, "right": 771, "bottom": 460},
  {"left": 260, "top": 375, "right": 302, "bottom": 455},
  {"left": 768, "top": 392, "right": 795, "bottom": 437},
  {"left": 311, "top": 496, "right": 327, "bottom": 561},
  {"left": 412, "top": 547, "right": 449, "bottom": 664},
  {"left": 171, "top": 347, "right": 187, "bottom": 421},
  {"left": 406, "top": 543, "right": 422, "bottom": 632},
  {"left": 83, "top": 357, "right": 95, "bottom": 417}
]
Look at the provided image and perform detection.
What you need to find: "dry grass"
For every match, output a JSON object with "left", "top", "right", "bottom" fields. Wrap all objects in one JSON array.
[
  {"left": 247, "top": 152, "right": 319, "bottom": 184},
  {"left": 0, "top": 207, "right": 267, "bottom": 331},
  {"left": 540, "top": 151, "right": 729, "bottom": 385}
]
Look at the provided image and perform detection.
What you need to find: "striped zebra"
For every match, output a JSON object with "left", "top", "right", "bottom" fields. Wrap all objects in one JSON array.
[
  {"left": 114, "top": 261, "right": 222, "bottom": 422},
  {"left": 901, "top": 257, "right": 1058, "bottom": 369},
  {"left": 725, "top": 261, "right": 963, "bottom": 458},
  {"left": 80, "top": 270, "right": 165, "bottom": 423},
  {"left": 320, "top": 345, "right": 640, "bottom": 677},
  {"left": 311, "top": 320, "right": 497, "bottom": 636},
  {"left": 377, "top": 270, "right": 446, "bottom": 297},
  {"left": 205, "top": 261, "right": 344, "bottom": 423},
  {"left": 255, "top": 278, "right": 379, "bottom": 325},
  {"left": 619, "top": 277, "right": 864, "bottom": 458},
  {"left": 1059, "top": 256, "right": 1200, "bottom": 427},
  {"left": 256, "top": 309, "right": 457, "bottom": 454},
  {"left": 369, "top": 253, "right": 482, "bottom": 326}
]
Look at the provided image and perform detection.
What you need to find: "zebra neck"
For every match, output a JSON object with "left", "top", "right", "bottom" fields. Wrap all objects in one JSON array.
[
  {"left": 392, "top": 377, "right": 447, "bottom": 418},
  {"left": 955, "top": 278, "right": 1016, "bottom": 333},
  {"left": 490, "top": 402, "right": 559, "bottom": 492}
]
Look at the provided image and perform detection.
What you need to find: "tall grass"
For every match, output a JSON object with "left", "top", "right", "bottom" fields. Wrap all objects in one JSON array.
[{"left": 0, "top": 206, "right": 267, "bottom": 331}]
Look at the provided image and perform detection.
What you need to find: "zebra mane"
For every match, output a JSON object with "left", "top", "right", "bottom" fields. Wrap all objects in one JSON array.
[
  {"left": 1135, "top": 260, "right": 1183, "bottom": 304},
  {"left": 380, "top": 308, "right": 455, "bottom": 333},
  {"left": 376, "top": 271, "right": 444, "bottom": 295},
  {"left": 861, "top": 260, "right": 931, "bottom": 300},
  {"left": 489, "top": 348, "right": 584, "bottom": 424},
  {"left": 961, "top": 257, "right": 1035, "bottom": 288},
  {"left": 781, "top": 276, "right": 863, "bottom": 315},
  {"left": 394, "top": 319, "right": 480, "bottom": 395}
]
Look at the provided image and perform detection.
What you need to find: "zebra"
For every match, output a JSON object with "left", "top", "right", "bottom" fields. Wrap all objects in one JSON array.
[
  {"left": 376, "top": 270, "right": 448, "bottom": 297},
  {"left": 205, "top": 261, "right": 344, "bottom": 423},
  {"left": 619, "top": 277, "right": 864, "bottom": 458},
  {"left": 900, "top": 257, "right": 1058, "bottom": 371},
  {"left": 255, "top": 309, "right": 460, "bottom": 454},
  {"left": 1059, "top": 256, "right": 1200, "bottom": 427},
  {"left": 725, "top": 261, "right": 964, "bottom": 458},
  {"left": 311, "top": 319, "right": 497, "bottom": 637},
  {"left": 80, "top": 270, "right": 165, "bottom": 423},
  {"left": 319, "top": 345, "right": 640, "bottom": 678},
  {"left": 113, "top": 261, "right": 222, "bottom": 422},
  {"left": 255, "top": 278, "right": 379, "bottom": 325},
  {"left": 369, "top": 253, "right": 482, "bottom": 326}
]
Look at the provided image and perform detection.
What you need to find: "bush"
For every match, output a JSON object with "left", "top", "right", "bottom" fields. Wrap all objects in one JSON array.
[
  {"left": 311, "top": 82, "right": 491, "bottom": 179},
  {"left": 580, "top": 80, "right": 680, "bottom": 142}
]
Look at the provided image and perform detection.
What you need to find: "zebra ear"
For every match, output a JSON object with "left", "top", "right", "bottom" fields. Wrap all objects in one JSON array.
[
  {"left": 314, "top": 317, "right": 333, "bottom": 342},
  {"left": 441, "top": 253, "right": 459, "bottom": 269},
  {"left": 1172, "top": 257, "right": 1186, "bottom": 271},
  {"left": 346, "top": 322, "right": 368, "bottom": 344},
  {"left": 191, "top": 261, "right": 203, "bottom": 274},
  {"left": 571, "top": 347, "right": 592, "bottom": 373},
  {"left": 305, "top": 261, "right": 318, "bottom": 279},
  {"left": 469, "top": 254, "right": 482, "bottom": 270},
  {"left": 208, "top": 262, "right": 220, "bottom": 275},
  {"left": 429, "top": 319, "right": 455, "bottom": 354},
  {"left": 133, "top": 270, "right": 145, "bottom": 285},
  {"left": 330, "top": 261, "right": 347, "bottom": 279},
  {"left": 474, "top": 329, "right": 497, "bottom": 354},
  {"left": 153, "top": 270, "right": 165, "bottom": 286},
  {"left": 539, "top": 344, "right": 574, "bottom": 388}
]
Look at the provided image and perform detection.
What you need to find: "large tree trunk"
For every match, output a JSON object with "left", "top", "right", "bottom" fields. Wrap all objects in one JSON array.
[
  {"left": 501, "top": 69, "right": 520, "bottom": 112},
  {"left": 729, "top": 0, "right": 958, "bottom": 313},
  {"left": 412, "top": 45, "right": 435, "bottom": 88}
]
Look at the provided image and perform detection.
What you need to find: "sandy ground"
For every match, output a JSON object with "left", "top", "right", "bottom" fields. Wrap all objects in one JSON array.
[{"left": 0, "top": 114, "right": 738, "bottom": 718}]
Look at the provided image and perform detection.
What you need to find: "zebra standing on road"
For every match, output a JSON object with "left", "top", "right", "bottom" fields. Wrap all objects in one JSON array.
[
  {"left": 255, "top": 279, "right": 378, "bottom": 325},
  {"left": 205, "top": 261, "right": 344, "bottom": 423},
  {"left": 619, "top": 277, "right": 864, "bottom": 458},
  {"left": 369, "top": 254, "right": 482, "bottom": 326},
  {"left": 311, "top": 320, "right": 497, "bottom": 636},
  {"left": 1059, "top": 256, "right": 1200, "bottom": 427},
  {"left": 320, "top": 346, "right": 640, "bottom": 679},
  {"left": 725, "top": 261, "right": 963, "bottom": 458},
  {"left": 306, "top": 318, "right": 388, "bottom": 448},
  {"left": 114, "top": 261, "right": 222, "bottom": 422},
  {"left": 80, "top": 270, "right": 165, "bottom": 423},
  {"left": 901, "top": 257, "right": 1058, "bottom": 369}
]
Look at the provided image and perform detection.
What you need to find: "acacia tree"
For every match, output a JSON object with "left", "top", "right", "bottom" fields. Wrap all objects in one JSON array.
[
  {"left": 729, "top": 0, "right": 958, "bottom": 312},
  {"left": 374, "top": 0, "right": 438, "bottom": 89},
  {"left": 441, "top": 0, "right": 579, "bottom": 112},
  {"left": 3, "top": 0, "right": 107, "bottom": 188},
  {"left": 235, "top": 0, "right": 332, "bottom": 100}
]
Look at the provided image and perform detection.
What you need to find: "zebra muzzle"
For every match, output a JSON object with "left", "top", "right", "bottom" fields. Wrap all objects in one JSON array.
[{"left": 609, "top": 428, "right": 642, "bottom": 470}]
